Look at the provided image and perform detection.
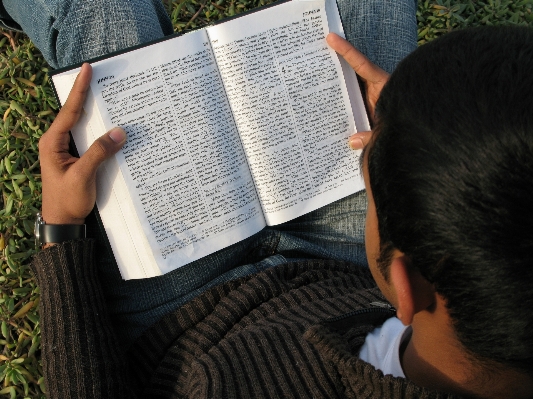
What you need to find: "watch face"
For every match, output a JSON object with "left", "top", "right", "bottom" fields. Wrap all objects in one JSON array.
[{"left": 34, "top": 213, "right": 43, "bottom": 249}]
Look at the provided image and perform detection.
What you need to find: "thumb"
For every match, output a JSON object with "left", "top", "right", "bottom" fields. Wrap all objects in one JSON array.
[
  {"left": 76, "top": 127, "right": 126, "bottom": 176},
  {"left": 348, "top": 130, "right": 372, "bottom": 150}
]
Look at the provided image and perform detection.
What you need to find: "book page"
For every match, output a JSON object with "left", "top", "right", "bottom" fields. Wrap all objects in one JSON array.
[
  {"left": 53, "top": 70, "right": 160, "bottom": 280},
  {"left": 207, "top": 0, "right": 365, "bottom": 226},
  {"left": 71, "top": 29, "right": 265, "bottom": 277}
]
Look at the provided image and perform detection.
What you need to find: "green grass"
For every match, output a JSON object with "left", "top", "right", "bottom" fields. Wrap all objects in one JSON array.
[{"left": 0, "top": 0, "right": 531, "bottom": 397}]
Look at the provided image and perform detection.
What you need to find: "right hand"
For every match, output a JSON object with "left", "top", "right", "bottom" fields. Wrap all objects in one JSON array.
[
  {"left": 326, "top": 33, "right": 389, "bottom": 150},
  {"left": 327, "top": 33, "right": 389, "bottom": 122}
]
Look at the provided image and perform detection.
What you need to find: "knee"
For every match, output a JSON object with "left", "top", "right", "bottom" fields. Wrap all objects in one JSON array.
[
  {"left": 4, "top": 0, "right": 172, "bottom": 68},
  {"left": 54, "top": 0, "right": 172, "bottom": 67}
]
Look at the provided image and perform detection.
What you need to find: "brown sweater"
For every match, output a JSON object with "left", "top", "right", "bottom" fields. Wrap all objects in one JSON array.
[{"left": 31, "top": 240, "right": 460, "bottom": 398}]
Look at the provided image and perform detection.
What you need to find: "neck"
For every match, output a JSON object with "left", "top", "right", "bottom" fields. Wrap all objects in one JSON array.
[{"left": 401, "top": 310, "right": 533, "bottom": 399}]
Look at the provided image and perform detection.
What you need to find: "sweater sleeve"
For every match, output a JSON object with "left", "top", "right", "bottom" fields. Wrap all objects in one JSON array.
[{"left": 31, "top": 239, "right": 133, "bottom": 399}]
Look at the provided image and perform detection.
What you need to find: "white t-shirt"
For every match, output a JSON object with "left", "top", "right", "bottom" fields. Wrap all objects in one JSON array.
[{"left": 358, "top": 317, "right": 412, "bottom": 378}]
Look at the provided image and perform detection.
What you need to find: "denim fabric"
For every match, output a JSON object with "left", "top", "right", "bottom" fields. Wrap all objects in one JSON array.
[
  {"left": 337, "top": 0, "right": 418, "bottom": 74},
  {"left": 2, "top": 0, "right": 418, "bottom": 72},
  {"left": 6, "top": 0, "right": 417, "bottom": 346},
  {"left": 2, "top": 0, "right": 174, "bottom": 68},
  {"left": 0, "top": 2, "right": 22, "bottom": 31},
  {"left": 87, "top": 192, "right": 369, "bottom": 346}
]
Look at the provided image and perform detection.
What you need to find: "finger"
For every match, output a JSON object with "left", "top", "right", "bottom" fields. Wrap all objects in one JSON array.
[
  {"left": 326, "top": 33, "right": 388, "bottom": 83},
  {"left": 48, "top": 63, "right": 93, "bottom": 136},
  {"left": 74, "top": 127, "right": 127, "bottom": 181},
  {"left": 348, "top": 131, "right": 372, "bottom": 150}
]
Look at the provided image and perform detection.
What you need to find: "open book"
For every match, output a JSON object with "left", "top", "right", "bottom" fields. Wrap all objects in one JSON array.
[{"left": 50, "top": 0, "right": 369, "bottom": 280}]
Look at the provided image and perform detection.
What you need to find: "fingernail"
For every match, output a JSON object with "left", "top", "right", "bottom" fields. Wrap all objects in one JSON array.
[
  {"left": 109, "top": 127, "right": 126, "bottom": 143},
  {"left": 349, "top": 136, "right": 364, "bottom": 150}
]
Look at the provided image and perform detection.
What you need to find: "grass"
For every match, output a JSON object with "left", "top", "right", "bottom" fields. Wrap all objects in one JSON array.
[{"left": 0, "top": 0, "right": 531, "bottom": 397}]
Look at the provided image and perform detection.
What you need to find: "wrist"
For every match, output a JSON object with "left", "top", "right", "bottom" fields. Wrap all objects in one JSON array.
[
  {"left": 35, "top": 213, "right": 87, "bottom": 249},
  {"left": 41, "top": 210, "right": 85, "bottom": 226}
]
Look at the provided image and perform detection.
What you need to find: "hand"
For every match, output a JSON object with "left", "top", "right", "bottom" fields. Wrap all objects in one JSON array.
[
  {"left": 347, "top": 130, "right": 373, "bottom": 151},
  {"left": 39, "top": 63, "right": 126, "bottom": 225},
  {"left": 327, "top": 33, "right": 389, "bottom": 122}
]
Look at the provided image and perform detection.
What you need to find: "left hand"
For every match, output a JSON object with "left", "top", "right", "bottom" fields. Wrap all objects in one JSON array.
[{"left": 39, "top": 63, "right": 126, "bottom": 225}]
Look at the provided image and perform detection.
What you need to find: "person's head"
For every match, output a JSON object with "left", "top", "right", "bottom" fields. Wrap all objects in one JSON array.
[{"left": 364, "top": 26, "right": 533, "bottom": 385}]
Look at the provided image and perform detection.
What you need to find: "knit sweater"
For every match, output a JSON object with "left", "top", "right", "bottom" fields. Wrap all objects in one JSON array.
[{"left": 31, "top": 239, "right": 461, "bottom": 399}]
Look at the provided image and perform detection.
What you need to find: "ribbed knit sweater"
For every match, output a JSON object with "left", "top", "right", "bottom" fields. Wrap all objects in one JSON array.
[{"left": 31, "top": 240, "right": 461, "bottom": 399}]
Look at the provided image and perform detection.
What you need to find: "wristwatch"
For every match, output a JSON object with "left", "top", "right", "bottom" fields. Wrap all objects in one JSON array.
[{"left": 34, "top": 213, "right": 86, "bottom": 248}]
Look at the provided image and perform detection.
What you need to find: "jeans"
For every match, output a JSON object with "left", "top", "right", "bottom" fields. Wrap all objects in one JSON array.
[{"left": 4, "top": 0, "right": 417, "bottom": 346}]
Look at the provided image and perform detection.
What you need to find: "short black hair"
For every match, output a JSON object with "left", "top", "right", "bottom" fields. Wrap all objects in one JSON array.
[{"left": 368, "top": 26, "right": 533, "bottom": 375}]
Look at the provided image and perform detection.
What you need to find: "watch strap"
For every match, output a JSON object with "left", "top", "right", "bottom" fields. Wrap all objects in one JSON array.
[{"left": 39, "top": 224, "right": 86, "bottom": 245}]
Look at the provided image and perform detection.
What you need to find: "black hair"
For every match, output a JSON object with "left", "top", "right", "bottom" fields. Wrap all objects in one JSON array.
[{"left": 368, "top": 26, "right": 533, "bottom": 375}]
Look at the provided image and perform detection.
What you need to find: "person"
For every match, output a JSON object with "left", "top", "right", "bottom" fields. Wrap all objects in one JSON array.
[
  {"left": 360, "top": 25, "right": 533, "bottom": 397},
  {"left": 5, "top": 1, "right": 533, "bottom": 399}
]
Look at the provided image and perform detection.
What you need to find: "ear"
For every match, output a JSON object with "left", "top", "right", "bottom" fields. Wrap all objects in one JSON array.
[{"left": 389, "top": 256, "right": 436, "bottom": 326}]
